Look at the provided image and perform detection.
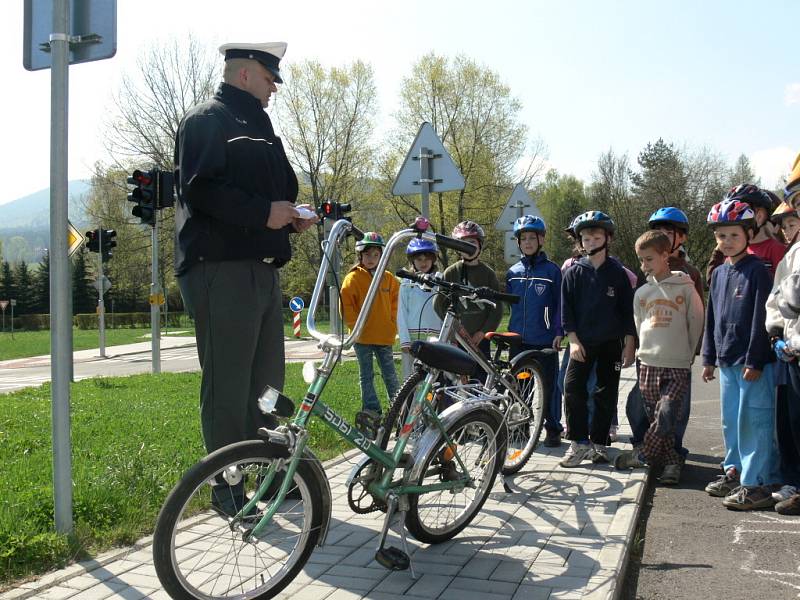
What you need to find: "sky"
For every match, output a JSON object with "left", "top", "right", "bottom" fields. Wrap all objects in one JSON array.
[{"left": 2, "top": 0, "right": 798, "bottom": 205}]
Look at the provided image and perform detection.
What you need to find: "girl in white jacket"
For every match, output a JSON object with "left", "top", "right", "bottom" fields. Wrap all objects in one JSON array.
[{"left": 398, "top": 238, "right": 443, "bottom": 379}]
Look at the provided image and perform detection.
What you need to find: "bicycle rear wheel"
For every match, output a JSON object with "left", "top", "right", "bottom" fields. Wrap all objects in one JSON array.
[
  {"left": 405, "top": 407, "right": 505, "bottom": 544},
  {"left": 502, "top": 355, "right": 546, "bottom": 475},
  {"left": 379, "top": 368, "right": 429, "bottom": 451},
  {"left": 153, "top": 441, "right": 323, "bottom": 600}
]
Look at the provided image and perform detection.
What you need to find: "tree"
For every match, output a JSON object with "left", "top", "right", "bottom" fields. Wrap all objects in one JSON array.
[
  {"left": 387, "top": 53, "right": 539, "bottom": 270},
  {"left": 72, "top": 249, "right": 96, "bottom": 315},
  {"left": 0, "top": 261, "right": 14, "bottom": 302},
  {"left": 34, "top": 250, "right": 50, "bottom": 314},
  {"left": 13, "top": 261, "right": 34, "bottom": 315},
  {"left": 729, "top": 153, "right": 760, "bottom": 187},
  {"left": 534, "top": 170, "right": 588, "bottom": 265}
]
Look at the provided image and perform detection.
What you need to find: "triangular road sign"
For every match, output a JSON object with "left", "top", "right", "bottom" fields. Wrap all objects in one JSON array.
[
  {"left": 392, "top": 122, "right": 465, "bottom": 196},
  {"left": 495, "top": 183, "right": 541, "bottom": 231}
]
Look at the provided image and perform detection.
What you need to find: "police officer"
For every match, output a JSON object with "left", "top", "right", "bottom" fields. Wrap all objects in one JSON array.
[{"left": 174, "top": 41, "right": 317, "bottom": 456}]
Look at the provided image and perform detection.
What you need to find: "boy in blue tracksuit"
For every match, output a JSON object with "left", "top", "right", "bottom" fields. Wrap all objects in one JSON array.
[
  {"left": 506, "top": 215, "right": 563, "bottom": 447},
  {"left": 560, "top": 211, "right": 636, "bottom": 468},
  {"left": 702, "top": 198, "right": 779, "bottom": 510}
]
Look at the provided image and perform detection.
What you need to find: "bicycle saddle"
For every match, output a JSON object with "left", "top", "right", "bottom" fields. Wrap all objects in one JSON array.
[
  {"left": 484, "top": 332, "right": 521, "bottom": 346},
  {"left": 410, "top": 340, "right": 477, "bottom": 375}
]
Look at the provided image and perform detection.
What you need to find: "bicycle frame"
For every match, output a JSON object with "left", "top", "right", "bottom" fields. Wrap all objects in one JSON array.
[{"left": 243, "top": 221, "right": 479, "bottom": 537}]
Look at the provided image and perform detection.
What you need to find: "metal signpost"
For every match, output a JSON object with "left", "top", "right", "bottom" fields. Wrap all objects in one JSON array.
[
  {"left": 392, "top": 122, "right": 465, "bottom": 218},
  {"left": 149, "top": 215, "right": 163, "bottom": 374},
  {"left": 495, "top": 183, "right": 541, "bottom": 265},
  {"left": 24, "top": 0, "right": 117, "bottom": 534},
  {"left": 9, "top": 300, "right": 17, "bottom": 339}
]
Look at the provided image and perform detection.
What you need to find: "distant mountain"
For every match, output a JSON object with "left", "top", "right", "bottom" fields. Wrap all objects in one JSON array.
[
  {"left": 0, "top": 180, "right": 92, "bottom": 228},
  {"left": 0, "top": 181, "right": 93, "bottom": 263}
]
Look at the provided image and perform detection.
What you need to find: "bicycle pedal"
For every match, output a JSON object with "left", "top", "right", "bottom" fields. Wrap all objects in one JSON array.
[
  {"left": 355, "top": 410, "right": 381, "bottom": 439},
  {"left": 375, "top": 546, "right": 410, "bottom": 571}
]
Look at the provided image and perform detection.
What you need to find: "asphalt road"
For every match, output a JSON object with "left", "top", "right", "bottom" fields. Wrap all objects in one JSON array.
[{"left": 622, "top": 362, "right": 800, "bottom": 600}]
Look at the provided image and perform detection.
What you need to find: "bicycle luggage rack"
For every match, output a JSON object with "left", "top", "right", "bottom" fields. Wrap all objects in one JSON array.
[{"left": 440, "top": 383, "right": 506, "bottom": 405}]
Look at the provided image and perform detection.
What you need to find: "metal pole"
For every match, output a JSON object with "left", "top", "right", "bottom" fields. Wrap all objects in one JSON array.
[
  {"left": 151, "top": 216, "right": 161, "bottom": 373},
  {"left": 325, "top": 219, "right": 341, "bottom": 338},
  {"left": 10, "top": 303, "right": 14, "bottom": 340},
  {"left": 98, "top": 230, "right": 106, "bottom": 358},
  {"left": 49, "top": 0, "right": 73, "bottom": 534},
  {"left": 420, "top": 146, "right": 431, "bottom": 218}
]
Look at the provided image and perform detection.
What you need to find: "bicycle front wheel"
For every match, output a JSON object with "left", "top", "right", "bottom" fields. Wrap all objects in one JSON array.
[
  {"left": 153, "top": 441, "right": 323, "bottom": 600},
  {"left": 405, "top": 407, "right": 505, "bottom": 544},
  {"left": 502, "top": 355, "right": 547, "bottom": 475}
]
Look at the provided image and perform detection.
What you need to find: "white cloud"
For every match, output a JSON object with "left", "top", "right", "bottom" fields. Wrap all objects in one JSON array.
[
  {"left": 785, "top": 83, "right": 800, "bottom": 106},
  {"left": 750, "top": 146, "right": 796, "bottom": 189}
]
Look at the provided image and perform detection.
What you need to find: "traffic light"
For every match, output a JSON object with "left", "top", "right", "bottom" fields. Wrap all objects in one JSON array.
[
  {"left": 157, "top": 171, "right": 175, "bottom": 209},
  {"left": 318, "top": 200, "right": 352, "bottom": 221},
  {"left": 85, "top": 229, "right": 100, "bottom": 253},
  {"left": 127, "top": 169, "right": 156, "bottom": 225},
  {"left": 100, "top": 229, "right": 117, "bottom": 263}
]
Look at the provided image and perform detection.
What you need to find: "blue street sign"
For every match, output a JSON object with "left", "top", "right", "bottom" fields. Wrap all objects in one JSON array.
[{"left": 289, "top": 296, "right": 305, "bottom": 312}]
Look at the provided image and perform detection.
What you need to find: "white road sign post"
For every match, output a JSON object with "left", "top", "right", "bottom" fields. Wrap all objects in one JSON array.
[{"left": 392, "top": 122, "right": 465, "bottom": 218}]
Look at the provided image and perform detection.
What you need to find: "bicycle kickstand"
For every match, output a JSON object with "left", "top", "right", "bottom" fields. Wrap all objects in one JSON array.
[{"left": 374, "top": 494, "right": 415, "bottom": 577}]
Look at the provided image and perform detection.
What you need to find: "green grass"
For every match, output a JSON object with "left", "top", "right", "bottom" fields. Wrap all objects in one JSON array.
[
  {"left": 0, "top": 360, "right": 389, "bottom": 585},
  {"left": 0, "top": 326, "right": 196, "bottom": 361}
]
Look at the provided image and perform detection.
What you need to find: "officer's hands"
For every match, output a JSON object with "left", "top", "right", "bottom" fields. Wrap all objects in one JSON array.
[
  {"left": 291, "top": 203, "right": 319, "bottom": 233},
  {"left": 702, "top": 365, "right": 715, "bottom": 382},
  {"left": 267, "top": 201, "right": 300, "bottom": 230}
]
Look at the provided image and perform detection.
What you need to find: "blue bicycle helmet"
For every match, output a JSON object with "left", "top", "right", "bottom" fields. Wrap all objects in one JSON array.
[
  {"left": 406, "top": 238, "right": 438, "bottom": 256},
  {"left": 513, "top": 215, "right": 546, "bottom": 238},
  {"left": 571, "top": 210, "right": 615, "bottom": 236},
  {"left": 648, "top": 207, "right": 689, "bottom": 233}
]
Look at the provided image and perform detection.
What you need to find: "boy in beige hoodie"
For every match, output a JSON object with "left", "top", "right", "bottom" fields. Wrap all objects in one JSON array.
[{"left": 615, "top": 231, "right": 704, "bottom": 477}]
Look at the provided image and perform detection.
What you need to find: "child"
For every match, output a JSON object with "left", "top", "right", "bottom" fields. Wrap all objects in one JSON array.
[
  {"left": 615, "top": 231, "right": 704, "bottom": 482},
  {"left": 771, "top": 201, "right": 800, "bottom": 246},
  {"left": 397, "top": 238, "right": 443, "bottom": 379},
  {"left": 701, "top": 199, "right": 779, "bottom": 510},
  {"left": 506, "top": 215, "right": 563, "bottom": 447},
  {"left": 341, "top": 232, "right": 400, "bottom": 415},
  {"left": 433, "top": 221, "right": 504, "bottom": 372},
  {"left": 560, "top": 210, "right": 636, "bottom": 468},
  {"left": 626, "top": 207, "right": 705, "bottom": 483},
  {"left": 706, "top": 184, "right": 785, "bottom": 280},
  {"left": 765, "top": 154, "right": 800, "bottom": 515}
]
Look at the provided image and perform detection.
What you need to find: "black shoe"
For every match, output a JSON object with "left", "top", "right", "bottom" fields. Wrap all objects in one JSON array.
[{"left": 543, "top": 429, "right": 562, "bottom": 447}]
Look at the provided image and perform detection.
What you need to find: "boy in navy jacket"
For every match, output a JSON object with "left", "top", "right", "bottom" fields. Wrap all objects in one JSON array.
[
  {"left": 560, "top": 211, "right": 636, "bottom": 467},
  {"left": 702, "top": 199, "right": 779, "bottom": 510},
  {"left": 506, "top": 215, "right": 563, "bottom": 447}
]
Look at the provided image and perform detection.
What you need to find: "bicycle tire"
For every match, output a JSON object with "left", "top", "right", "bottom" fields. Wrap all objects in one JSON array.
[
  {"left": 405, "top": 407, "right": 504, "bottom": 544},
  {"left": 153, "top": 440, "right": 323, "bottom": 600},
  {"left": 501, "top": 355, "right": 547, "bottom": 475},
  {"left": 379, "top": 368, "right": 428, "bottom": 451}
]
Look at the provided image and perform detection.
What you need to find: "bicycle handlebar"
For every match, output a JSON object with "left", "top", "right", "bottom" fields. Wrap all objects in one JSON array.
[
  {"left": 396, "top": 269, "right": 520, "bottom": 305},
  {"left": 434, "top": 233, "right": 478, "bottom": 255}
]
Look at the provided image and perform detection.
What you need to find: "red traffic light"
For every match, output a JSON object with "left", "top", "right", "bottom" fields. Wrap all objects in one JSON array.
[{"left": 130, "top": 169, "right": 152, "bottom": 186}]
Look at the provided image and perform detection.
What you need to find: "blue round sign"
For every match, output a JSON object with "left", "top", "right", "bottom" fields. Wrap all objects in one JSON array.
[{"left": 289, "top": 296, "right": 305, "bottom": 312}]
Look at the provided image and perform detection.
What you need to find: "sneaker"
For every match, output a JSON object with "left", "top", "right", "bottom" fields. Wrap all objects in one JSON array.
[
  {"left": 776, "top": 492, "right": 800, "bottom": 515},
  {"left": 705, "top": 472, "right": 740, "bottom": 497},
  {"left": 543, "top": 429, "right": 562, "bottom": 448},
  {"left": 771, "top": 484, "right": 797, "bottom": 503},
  {"left": 591, "top": 444, "right": 609, "bottom": 463},
  {"left": 560, "top": 441, "right": 593, "bottom": 468},
  {"left": 608, "top": 426, "right": 618, "bottom": 443},
  {"left": 614, "top": 449, "right": 646, "bottom": 470},
  {"left": 722, "top": 485, "right": 776, "bottom": 511},
  {"left": 659, "top": 463, "right": 682, "bottom": 485}
]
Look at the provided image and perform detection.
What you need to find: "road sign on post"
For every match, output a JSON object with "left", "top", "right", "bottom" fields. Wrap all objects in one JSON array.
[
  {"left": 495, "top": 184, "right": 542, "bottom": 265},
  {"left": 24, "top": 0, "right": 117, "bottom": 71},
  {"left": 392, "top": 122, "right": 465, "bottom": 218},
  {"left": 67, "top": 221, "right": 84, "bottom": 257}
]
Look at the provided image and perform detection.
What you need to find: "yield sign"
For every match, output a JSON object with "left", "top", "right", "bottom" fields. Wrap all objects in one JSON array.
[
  {"left": 0, "top": 301, "right": 7, "bottom": 311},
  {"left": 392, "top": 122, "right": 465, "bottom": 196},
  {"left": 67, "top": 221, "right": 85, "bottom": 257},
  {"left": 495, "top": 183, "right": 540, "bottom": 231}
]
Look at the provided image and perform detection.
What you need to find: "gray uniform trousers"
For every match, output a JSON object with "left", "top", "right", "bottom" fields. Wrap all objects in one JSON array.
[{"left": 178, "top": 259, "right": 284, "bottom": 454}]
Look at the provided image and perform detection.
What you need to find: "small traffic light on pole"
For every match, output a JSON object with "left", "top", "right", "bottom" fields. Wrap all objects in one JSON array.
[
  {"left": 127, "top": 169, "right": 156, "bottom": 226},
  {"left": 85, "top": 229, "right": 100, "bottom": 253},
  {"left": 100, "top": 229, "right": 117, "bottom": 262},
  {"left": 318, "top": 200, "right": 352, "bottom": 221}
]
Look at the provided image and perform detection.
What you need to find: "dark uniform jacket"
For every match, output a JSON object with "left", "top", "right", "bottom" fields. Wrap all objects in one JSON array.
[{"left": 174, "top": 83, "right": 299, "bottom": 276}]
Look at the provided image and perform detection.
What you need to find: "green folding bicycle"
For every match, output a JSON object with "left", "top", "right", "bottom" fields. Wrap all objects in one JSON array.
[{"left": 152, "top": 217, "right": 511, "bottom": 599}]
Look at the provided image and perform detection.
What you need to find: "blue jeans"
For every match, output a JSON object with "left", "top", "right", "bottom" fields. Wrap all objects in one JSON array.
[
  {"left": 719, "top": 363, "right": 779, "bottom": 487},
  {"left": 354, "top": 344, "right": 399, "bottom": 414}
]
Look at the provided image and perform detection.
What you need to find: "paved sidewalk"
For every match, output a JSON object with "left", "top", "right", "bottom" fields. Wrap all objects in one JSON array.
[{"left": 1, "top": 372, "right": 646, "bottom": 600}]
